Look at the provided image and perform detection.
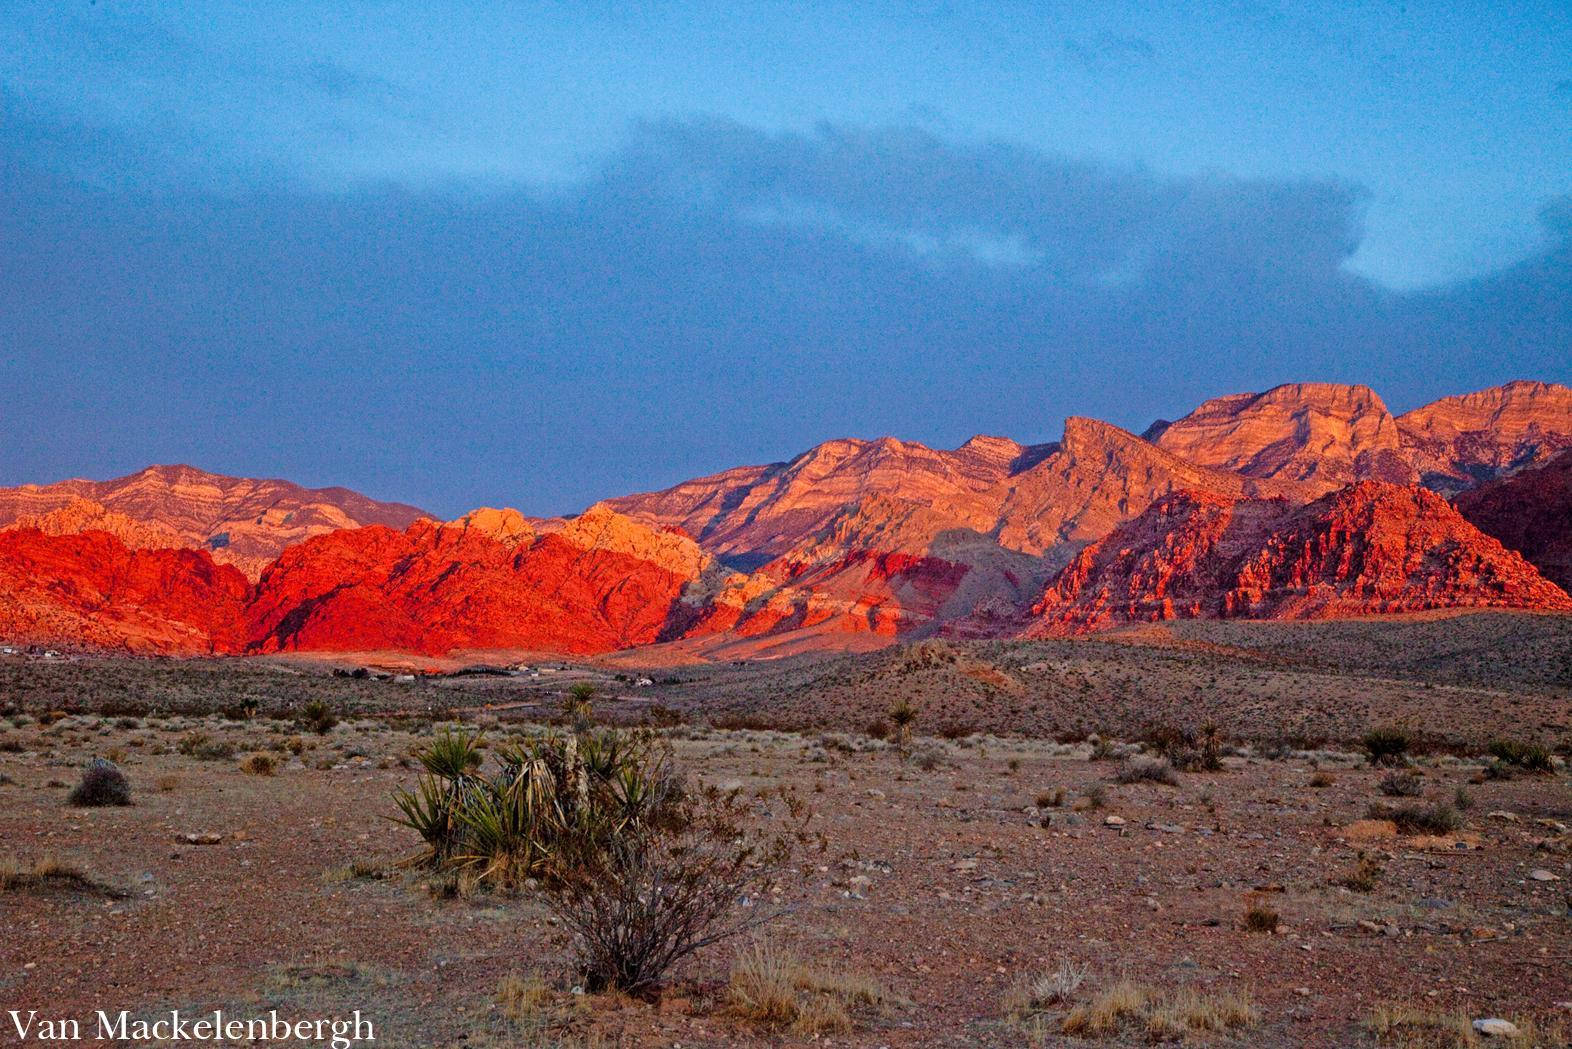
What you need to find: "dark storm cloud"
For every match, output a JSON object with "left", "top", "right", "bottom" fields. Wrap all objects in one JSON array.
[{"left": 1, "top": 109, "right": 1567, "bottom": 516}]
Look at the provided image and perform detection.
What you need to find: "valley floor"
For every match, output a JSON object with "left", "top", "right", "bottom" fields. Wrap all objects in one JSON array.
[{"left": 1, "top": 621, "right": 1570, "bottom": 1047}]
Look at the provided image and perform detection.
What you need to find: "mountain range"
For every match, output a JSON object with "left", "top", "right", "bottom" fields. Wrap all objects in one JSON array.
[{"left": 2, "top": 380, "right": 1570, "bottom": 658}]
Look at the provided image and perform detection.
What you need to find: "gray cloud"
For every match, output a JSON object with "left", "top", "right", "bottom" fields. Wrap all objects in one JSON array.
[{"left": 0, "top": 107, "right": 1566, "bottom": 516}]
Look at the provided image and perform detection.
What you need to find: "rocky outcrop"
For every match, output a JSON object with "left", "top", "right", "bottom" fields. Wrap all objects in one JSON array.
[
  {"left": 245, "top": 505, "right": 717, "bottom": 655},
  {"left": 0, "top": 464, "right": 429, "bottom": 579},
  {"left": 607, "top": 434, "right": 1042, "bottom": 567},
  {"left": 1147, "top": 383, "right": 1415, "bottom": 491},
  {"left": 0, "top": 529, "right": 249, "bottom": 654},
  {"left": 1397, "top": 381, "right": 1572, "bottom": 493},
  {"left": 1454, "top": 449, "right": 1572, "bottom": 592},
  {"left": 1029, "top": 482, "right": 1572, "bottom": 634}
]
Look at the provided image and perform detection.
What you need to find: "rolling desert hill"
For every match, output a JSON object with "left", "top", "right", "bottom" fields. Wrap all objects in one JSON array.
[{"left": 1, "top": 380, "right": 1569, "bottom": 658}]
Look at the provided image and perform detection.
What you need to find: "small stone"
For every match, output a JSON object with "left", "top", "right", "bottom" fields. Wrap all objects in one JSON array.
[
  {"left": 1528, "top": 869, "right": 1560, "bottom": 882},
  {"left": 179, "top": 833, "right": 222, "bottom": 845},
  {"left": 865, "top": 788, "right": 886, "bottom": 799},
  {"left": 1472, "top": 1019, "right": 1521, "bottom": 1038},
  {"left": 1103, "top": 815, "right": 1126, "bottom": 827}
]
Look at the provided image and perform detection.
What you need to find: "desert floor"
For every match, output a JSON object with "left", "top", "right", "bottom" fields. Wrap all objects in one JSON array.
[{"left": 2, "top": 616, "right": 1570, "bottom": 1047}]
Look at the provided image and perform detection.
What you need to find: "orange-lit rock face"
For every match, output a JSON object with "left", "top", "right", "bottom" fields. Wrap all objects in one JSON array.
[
  {"left": 0, "top": 529, "right": 250, "bottom": 654},
  {"left": 1455, "top": 449, "right": 1572, "bottom": 592},
  {"left": 0, "top": 464, "right": 428, "bottom": 580},
  {"left": 245, "top": 506, "right": 715, "bottom": 655},
  {"left": 1029, "top": 482, "right": 1572, "bottom": 634},
  {"left": 1146, "top": 383, "right": 1415, "bottom": 491},
  {"left": 1398, "top": 381, "right": 1572, "bottom": 493},
  {"left": 5, "top": 381, "right": 1572, "bottom": 659}
]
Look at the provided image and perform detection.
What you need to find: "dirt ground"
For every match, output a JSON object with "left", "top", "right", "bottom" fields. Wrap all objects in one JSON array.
[{"left": 2, "top": 629, "right": 1571, "bottom": 1048}]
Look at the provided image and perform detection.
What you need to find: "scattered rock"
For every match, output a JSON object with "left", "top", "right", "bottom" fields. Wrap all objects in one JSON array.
[
  {"left": 1471, "top": 1018, "right": 1521, "bottom": 1038},
  {"left": 179, "top": 833, "right": 223, "bottom": 845},
  {"left": 1528, "top": 869, "right": 1560, "bottom": 882},
  {"left": 1103, "top": 815, "right": 1126, "bottom": 827}
]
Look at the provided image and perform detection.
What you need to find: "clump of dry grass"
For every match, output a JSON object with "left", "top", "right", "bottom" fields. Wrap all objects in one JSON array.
[
  {"left": 726, "top": 940, "right": 897, "bottom": 1036},
  {"left": 1112, "top": 756, "right": 1179, "bottom": 785},
  {"left": 1061, "top": 981, "right": 1255, "bottom": 1039},
  {"left": 1362, "top": 1003, "right": 1568, "bottom": 1047},
  {"left": 1004, "top": 960, "right": 1088, "bottom": 1021},
  {"left": 1309, "top": 770, "right": 1335, "bottom": 788},
  {"left": 0, "top": 853, "right": 120, "bottom": 897}
]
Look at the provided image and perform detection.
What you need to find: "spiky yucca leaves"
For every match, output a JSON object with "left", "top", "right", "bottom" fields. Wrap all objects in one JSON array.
[{"left": 391, "top": 727, "right": 682, "bottom": 890}]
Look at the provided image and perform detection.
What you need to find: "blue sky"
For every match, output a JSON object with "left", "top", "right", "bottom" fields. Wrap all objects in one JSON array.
[{"left": 2, "top": 2, "right": 1570, "bottom": 515}]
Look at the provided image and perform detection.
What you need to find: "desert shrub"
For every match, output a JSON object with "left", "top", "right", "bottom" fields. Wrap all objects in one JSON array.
[
  {"left": 1333, "top": 852, "right": 1383, "bottom": 892},
  {"left": 863, "top": 718, "right": 890, "bottom": 742},
  {"left": 1362, "top": 725, "right": 1411, "bottom": 767},
  {"left": 1378, "top": 770, "right": 1424, "bottom": 797},
  {"left": 1488, "top": 738, "right": 1554, "bottom": 774},
  {"left": 224, "top": 699, "right": 260, "bottom": 721},
  {"left": 177, "top": 732, "right": 235, "bottom": 761},
  {"left": 68, "top": 758, "right": 131, "bottom": 807},
  {"left": 1142, "top": 722, "right": 1223, "bottom": 772},
  {"left": 0, "top": 736, "right": 23, "bottom": 753},
  {"left": 1308, "top": 771, "right": 1335, "bottom": 788},
  {"left": 1242, "top": 901, "right": 1280, "bottom": 933},
  {"left": 239, "top": 752, "right": 278, "bottom": 776},
  {"left": 1112, "top": 756, "right": 1179, "bottom": 786},
  {"left": 1088, "top": 737, "right": 1117, "bottom": 761},
  {"left": 297, "top": 700, "right": 338, "bottom": 736},
  {"left": 888, "top": 700, "right": 918, "bottom": 755},
  {"left": 546, "top": 784, "right": 801, "bottom": 996},
  {"left": 392, "top": 726, "right": 682, "bottom": 889},
  {"left": 1369, "top": 802, "right": 1463, "bottom": 836},
  {"left": 643, "top": 703, "right": 684, "bottom": 729},
  {"left": 1453, "top": 786, "right": 1474, "bottom": 811},
  {"left": 937, "top": 723, "right": 976, "bottom": 741},
  {"left": 909, "top": 744, "right": 948, "bottom": 772},
  {"left": 1035, "top": 787, "right": 1067, "bottom": 809}
]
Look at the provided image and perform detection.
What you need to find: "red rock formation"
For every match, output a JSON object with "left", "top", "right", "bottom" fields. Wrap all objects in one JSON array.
[
  {"left": 0, "top": 529, "right": 249, "bottom": 654},
  {"left": 0, "top": 464, "right": 428, "bottom": 579},
  {"left": 245, "top": 504, "right": 717, "bottom": 655},
  {"left": 1398, "top": 381, "right": 1572, "bottom": 493},
  {"left": 1029, "top": 482, "right": 1572, "bottom": 634},
  {"left": 1146, "top": 383, "right": 1415, "bottom": 491},
  {"left": 1454, "top": 449, "right": 1572, "bottom": 592}
]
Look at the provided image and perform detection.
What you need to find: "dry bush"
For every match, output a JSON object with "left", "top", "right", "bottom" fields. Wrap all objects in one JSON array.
[
  {"left": 177, "top": 732, "right": 235, "bottom": 761},
  {"left": 1061, "top": 981, "right": 1151, "bottom": 1036},
  {"left": 1379, "top": 770, "right": 1424, "bottom": 797},
  {"left": 1363, "top": 725, "right": 1412, "bottom": 767},
  {"left": 547, "top": 785, "right": 803, "bottom": 996},
  {"left": 68, "top": 758, "right": 131, "bottom": 807},
  {"left": 1361, "top": 1003, "right": 1567, "bottom": 1047},
  {"left": 1368, "top": 801, "right": 1463, "bottom": 836},
  {"left": 1112, "top": 756, "right": 1179, "bottom": 786},
  {"left": 1309, "top": 770, "right": 1335, "bottom": 788},
  {"left": 726, "top": 940, "right": 895, "bottom": 1035},
  {"left": 1243, "top": 901, "right": 1281, "bottom": 933},
  {"left": 240, "top": 752, "right": 278, "bottom": 776},
  {"left": 1333, "top": 852, "right": 1383, "bottom": 892}
]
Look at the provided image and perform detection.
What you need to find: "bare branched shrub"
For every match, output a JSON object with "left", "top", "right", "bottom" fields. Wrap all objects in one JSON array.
[
  {"left": 1112, "top": 756, "right": 1179, "bottom": 785},
  {"left": 547, "top": 785, "right": 803, "bottom": 996},
  {"left": 68, "top": 758, "right": 131, "bottom": 807}
]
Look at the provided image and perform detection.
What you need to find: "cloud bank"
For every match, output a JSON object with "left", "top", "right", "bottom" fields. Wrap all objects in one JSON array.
[{"left": 2, "top": 100, "right": 1568, "bottom": 515}]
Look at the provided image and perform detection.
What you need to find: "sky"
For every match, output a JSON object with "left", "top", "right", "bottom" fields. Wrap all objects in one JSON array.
[{"left": 2, "top": 2, "right": 1569, "bottom": 516}]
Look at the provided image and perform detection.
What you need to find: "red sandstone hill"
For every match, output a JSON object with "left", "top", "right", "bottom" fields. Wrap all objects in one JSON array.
[
  {"left": 1028, "top": 482, "right": 1572, "bottom": 634},
  {"left": 245, "top": 504, "right": 720, "bottom": 656},
  {"left": 1454, "top": 449, "right": 1572, "bottom": 593},
  {"left": 0, "top": 464, "right": 429, "bottom": 580},
  {"left": 0, "top": 529, "right": 249, "bottom": 654}
]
